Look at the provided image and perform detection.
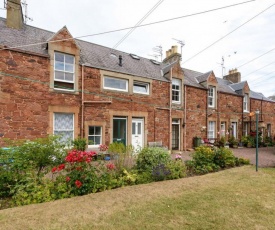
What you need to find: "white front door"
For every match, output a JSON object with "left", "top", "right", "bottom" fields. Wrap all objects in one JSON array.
[{"left": 132, "top": 118, "right": 144, "bottom": 151}]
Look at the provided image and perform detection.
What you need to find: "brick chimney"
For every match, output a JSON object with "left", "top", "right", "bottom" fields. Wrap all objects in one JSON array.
[
  {"left": 6, "top": 0, "right": 24, "bottom": 29},
  {"left": 223, "top": 68, "right": 241, "bottom": 83},
  {"left": 163, "top": 45, "right": 181, "bottom": 64}
]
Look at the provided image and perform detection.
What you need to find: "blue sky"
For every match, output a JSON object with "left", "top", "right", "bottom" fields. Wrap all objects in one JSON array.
[{"left": 1, "top": 0, "right": 274, "bottom": 96}]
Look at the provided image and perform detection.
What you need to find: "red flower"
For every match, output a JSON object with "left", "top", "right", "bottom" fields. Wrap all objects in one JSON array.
[
  {"left": 106, "top": 163, "right": 115, "bottom": 170},
  {"left": 52, "top": 167, "right": 57, "bottom": 173},
  {"left": 57, "top": 164, "right": 65, "bottom": 171},
  {"left": 75, "top": 180, "right": 82, "bottom": 188},
  {"left": 66, "top": 176, "right": 70, "bottom": 182}
]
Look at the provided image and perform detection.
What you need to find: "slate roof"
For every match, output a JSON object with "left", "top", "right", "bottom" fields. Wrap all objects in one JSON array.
[
  {"left": 182, "top": 68, "right": 204, "bottom": 88},
  {"left": 230, "top": 81, "right": 246, "bottom": 91},
  {"left": 250, "top": 91, "right": 274, "bottom": 102},
  {"left": 0, "top": 17, "right": 168, "bottom": 82},
  {"left": 195, "top": 71, "right": 213, "bottom": 83}
]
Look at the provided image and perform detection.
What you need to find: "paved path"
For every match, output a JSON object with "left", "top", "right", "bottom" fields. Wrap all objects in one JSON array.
[{"left": 174, "top": 147, "right": 275, "bottom": 167}]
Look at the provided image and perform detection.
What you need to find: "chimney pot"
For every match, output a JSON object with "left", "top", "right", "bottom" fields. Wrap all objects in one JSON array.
[{"left": 6, "top": 0, "right": 23, "bottom": 29}]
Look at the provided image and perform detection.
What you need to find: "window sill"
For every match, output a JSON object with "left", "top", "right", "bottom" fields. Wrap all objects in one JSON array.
[{"left": 50, "top": 88, "right": 79, "bottom": 95}]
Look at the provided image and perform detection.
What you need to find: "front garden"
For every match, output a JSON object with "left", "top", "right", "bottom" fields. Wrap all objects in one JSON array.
[{"left": 0, "top": 136, "right": 249, "bottom": 209}]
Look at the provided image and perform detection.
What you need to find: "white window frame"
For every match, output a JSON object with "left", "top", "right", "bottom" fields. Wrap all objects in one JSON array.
[
  {"left": 133, "top": 81, "right": 150, "bottom": 95},
  {"left": 54, "top": 52, "right": 75, "bottom": 91},
  {"left": 267, "top": 124, "right": 271, "bottom": 137},
  {"left": 243, "top": 122, "right": 248, "bottom": 136},
  {"left": 103, "top": 76, "right": 128, "bottom": 92},
  {"left": 88, "top": 126, "right": 102, "bottom": 147},
  {"left": 53, "top": 113, "right": 74, "bottom": 143},
  {"left": 208, "top": 121, "right": 215, "bottom": 139},
  {"left": 208, "top": 86, "right": 215, "bottom": 108},
  {"left": 172, "top": 78, "right": 181, "bottom": 104},
  {"left": 243, "top": 94, "right": 249, "bottom": 112}
]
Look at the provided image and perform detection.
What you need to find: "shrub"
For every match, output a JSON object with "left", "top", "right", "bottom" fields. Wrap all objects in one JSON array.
[
  {"left": 214, "top": 148, "right": 236, "bottom": 168},
  {"left": 72, "top": 138, "right": 87, "bottom": 151},
  {"left": 166, "top": 160, "right": 187, "bottom": 180},
  {"left": 152, "top": 164, "right": 171, "bottom": 181},
  {"left": 136, "top": 147, "right": 170, "bottom": 172}
]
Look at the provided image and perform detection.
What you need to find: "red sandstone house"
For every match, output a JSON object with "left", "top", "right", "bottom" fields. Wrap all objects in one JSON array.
[{"left": 0, "top": 1, "right": 275, "bottom": 151}]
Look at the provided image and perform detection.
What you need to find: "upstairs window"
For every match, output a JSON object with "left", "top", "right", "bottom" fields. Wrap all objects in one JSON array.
[
  {"left": 172, "top": 78, "right": 181, "bottom": 104},
  {"left": 104, "top": 76, "right": 128, "bottom": 92},
  {"left": 133, "top": 81, "right": 149, "bottom": 95},
  {"left": 208, "top": 86, "right": 215, "bottom": 108},
  {"left": 243, "top": 94, "right": 249, "bottom": 112},
  {"left": 54, "top": 52, "right": 75, "bottom": 91}
]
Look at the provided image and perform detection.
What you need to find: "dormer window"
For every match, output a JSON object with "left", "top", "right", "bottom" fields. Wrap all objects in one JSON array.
[
  {"left": 172, "top": 78, "right": 181, "bottom": 104},
  {"left": 243, "top": 94, "right": 249, "bottom": 112},
  {"left": 54, "top": 52, "right": 75, "bottom": 91},
  {"left": 208, "top": 86, "right": 215, "bottom": 108}
]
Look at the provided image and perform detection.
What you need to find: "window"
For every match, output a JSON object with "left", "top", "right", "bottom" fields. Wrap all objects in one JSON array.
[
  {"left": 88, "top": 126, "right": 102, "bottom": 146},
  {"left": 54, "top": 52, "right": 75, "bottom": 91},
  {"left": 104, "top": 76, "right": 128, "bottom": 92},
  {"left": 172, "top": 78, "right": 181, "bottom": 103},
  {"left": 243, "top": 94, "right": 249, "bottom": 112},
  {"left": 54, "top": 113, "right": 74, "bottom": 143},
  {"left": 208, "top": 121, "right": 215, "bottom": 139},
  {"left": 220, "top": 122, "right": 226, "bottom": 137},
  {"left": 208, "top": 86, "right": 215, "bottom": 107},
  {"left": 133, "top": 82, "right": 149, "bottom": 95}
]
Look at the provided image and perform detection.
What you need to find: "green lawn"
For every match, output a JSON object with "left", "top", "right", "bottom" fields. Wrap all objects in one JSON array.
[{"left": 0, "top": 166, "right": 275, "bottom": 230}]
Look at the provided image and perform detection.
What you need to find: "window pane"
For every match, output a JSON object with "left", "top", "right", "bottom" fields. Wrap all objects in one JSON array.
[
  {"left": 88, "top": 136, "right": 95, "bottom": 145},
  {"left": 134, "top": 84, "right": 147, "bottom": 93},
  {"left": 55, "top": 71, "right": 64, "bottom": 80},
  {"left": 89, "top": 126, "right": 95, "bottom": 135},
  {"left": 65, "top": 73, "right": 74, "bottom": 82},
  {"left": 55, "top": 53, "right": 64, "bottom": 62},
  {"left": 138, "top": 123, "right": 141, "bottom": 135},
  {"left": 104, "top": 77, "right": 127, "bottom": 90},
  {"left": 55, "top": 61, "right": 64, "bottom": 71},
  {"left": 132, "top": 123, "right": 136, "bottom": 135},
  {"left": 65, "top": 54, "right": 74, "bottom": 64},
  {"left": 94, "top": 136, "right": 101, "bottom": 145},
  {"left": 65, "top": 63, "right": 74, "bottom": 72},
  {"left": 54, "top": 113, "right": 74, "bottom": 130},
  {"left": 95, "top": 126, "right": 101, "bottom": 135}
]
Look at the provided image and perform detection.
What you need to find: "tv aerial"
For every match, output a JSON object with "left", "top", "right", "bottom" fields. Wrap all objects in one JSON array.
[{"left": 172, "top": 38, "right": 185, "bottom": 60}]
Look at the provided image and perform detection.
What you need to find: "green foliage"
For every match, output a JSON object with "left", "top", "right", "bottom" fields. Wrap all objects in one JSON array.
[
  {"left": 135, "top": 170, "right": 153, "bottom": 184},
  {"left": 219, "top": 136, "right": 226, "bottom": 147},
  {"left": 108, "top": 142, "right": 126, "bottom": 154},
  {"left": 214, "top": 148, "right": 236, "bottom": 168},
  {"left": 11, "top": 173, "right": 55, "bottom": 206},
  {"left": 228, "top": 136, "right": 238, "bottom": 146},
  {"left": 166, "top": 160, "right": 187, "bottom": 180},
  {"left": 72, "top": 138, "right": 87, "bottom": 151},
  {"left": 136, "top": 147, "right": 170, "bottom": 172},
  {"left": 0, "top": 136, "right": 67, "bottom": 198},
  {"left": 241, "top": 136, "right": 249, "bottom": 146},
  {"left": 112, "top": 145, "right": 135, "bottom": 173}
]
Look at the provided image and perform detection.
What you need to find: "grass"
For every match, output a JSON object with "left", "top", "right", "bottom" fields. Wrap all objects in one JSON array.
[{"left": 0, "top": 166, "right": 275, "bottom": 229}]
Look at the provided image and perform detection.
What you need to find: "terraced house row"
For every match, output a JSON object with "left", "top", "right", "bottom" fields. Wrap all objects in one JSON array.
[{"left": 0, "top": 0, "right": 275, "bottom": 151}]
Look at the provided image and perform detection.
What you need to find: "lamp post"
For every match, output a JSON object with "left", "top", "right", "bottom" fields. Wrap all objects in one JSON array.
[{"left": 255, "top": 109, "right": 260, "bottom": 172}]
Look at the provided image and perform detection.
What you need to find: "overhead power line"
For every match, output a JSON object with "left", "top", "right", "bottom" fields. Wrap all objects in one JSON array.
[
  {"left": 237, "top": 47, "right": 275, "bottom": 69},
  {"left": 0, "top": 0, "right": 255, "bottom": 52},
  {"left": 182, "top": 2, "right": 275, "bottom": 64},
  {"left": 112, "top": 0, "right": 164, "bottom": 50},
  {"left": 242, "top": 60, "right": 275, "bottom": 79}
]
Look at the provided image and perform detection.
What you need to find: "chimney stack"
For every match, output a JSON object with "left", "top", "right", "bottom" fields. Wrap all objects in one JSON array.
[
  {"left": 6, "top": 0, "right": 24, "bottom": 29},
  {"left": 163, "top": 45, "right": 181, "bottom": 64},
  {"left": 223, "top": 68, "right": 241, "bottom": 83}
]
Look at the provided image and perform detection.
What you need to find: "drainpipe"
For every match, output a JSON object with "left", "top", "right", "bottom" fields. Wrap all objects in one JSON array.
[
  {"left": 81, "top": 64, "right": 85, "bottom": 138},
  {"left": 169, "top": 67, "right": 173, "bottom": 151},
  {"left": 184, "top": 85, "right": 187, "bottom": 151}
]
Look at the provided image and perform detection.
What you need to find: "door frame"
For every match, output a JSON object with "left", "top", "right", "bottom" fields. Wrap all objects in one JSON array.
[{"left": 131, "top": 118, "right": 144, "bottom": 149}]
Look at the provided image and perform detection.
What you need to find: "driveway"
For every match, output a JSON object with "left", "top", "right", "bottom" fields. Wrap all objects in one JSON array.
[
  {"left": 176, "top": 147, "right": 275, "bottom": 167},
  {"left": 231, "top": 147, "right": 275, "bottom": 167}
]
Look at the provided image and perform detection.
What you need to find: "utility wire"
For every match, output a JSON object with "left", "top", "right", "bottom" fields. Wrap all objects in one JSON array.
[
  {"left": 249, "top": 71, "right": 275, "bottom": 85},
  {"left": 242, "top": 60, "right": 275, "bottom": 79},
  {"left": 112, "top": 0, "right": 164, "bottom": 50},
  {"left": 182, "top": 2, "right": 275, "bottom": 64},
  {"left": 237, "top": 47, "right": 275, "bottom": 69},
  {"left": 0, "top": 0, "right": 255, "bottom": 51}
]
